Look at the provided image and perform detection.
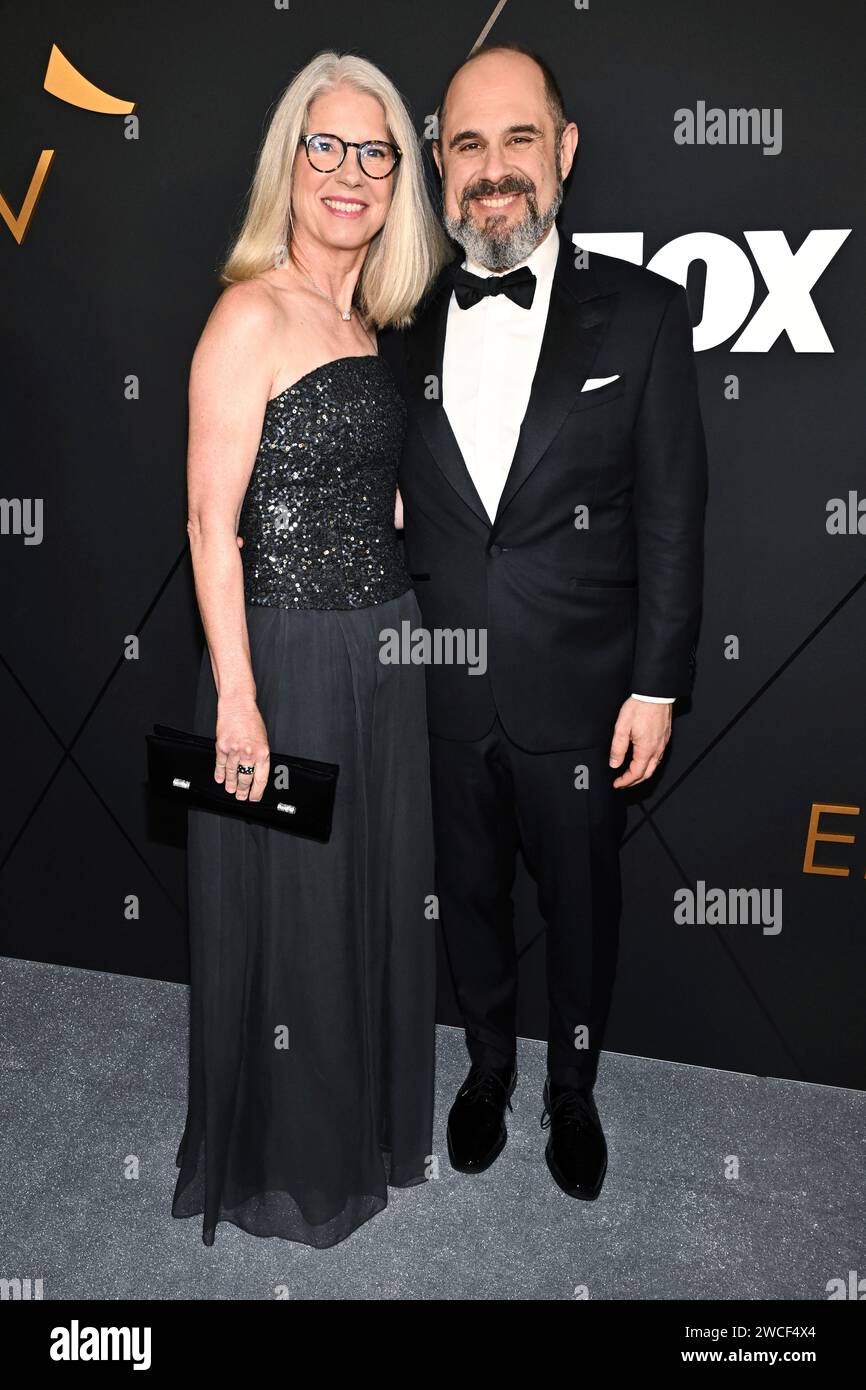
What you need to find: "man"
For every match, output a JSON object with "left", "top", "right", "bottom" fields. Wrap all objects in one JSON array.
[{"left": 380, "top": 42, "right": 707, "bottom": 1200}]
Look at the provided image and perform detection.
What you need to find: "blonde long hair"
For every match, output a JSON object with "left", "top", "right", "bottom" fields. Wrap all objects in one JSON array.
[{"left": 219, "top": 51, "right": 451, "bottom": 328}]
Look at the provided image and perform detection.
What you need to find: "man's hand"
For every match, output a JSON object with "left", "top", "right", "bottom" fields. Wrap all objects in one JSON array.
[{"left": 609, "top": 697, "right": 672, "bottom": 788}]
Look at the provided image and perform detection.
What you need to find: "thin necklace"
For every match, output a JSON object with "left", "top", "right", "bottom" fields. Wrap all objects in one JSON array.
[{"left": 299, "top": 266, "right": 353, "bottom": 321}]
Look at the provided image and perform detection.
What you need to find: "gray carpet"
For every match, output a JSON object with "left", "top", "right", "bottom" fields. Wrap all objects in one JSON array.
[{"left": 1, "top": 957, "right": 862, "bottom": 1300}]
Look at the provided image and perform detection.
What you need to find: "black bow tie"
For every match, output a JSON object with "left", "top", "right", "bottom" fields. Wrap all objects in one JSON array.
[{"left": 452, "top": 264, "right": 537, "bottom": 311}]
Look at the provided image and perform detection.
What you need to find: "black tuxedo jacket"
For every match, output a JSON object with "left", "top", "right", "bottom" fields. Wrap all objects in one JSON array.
[{"left": 378, "top": 228, "right": 708, "bottom": 753}]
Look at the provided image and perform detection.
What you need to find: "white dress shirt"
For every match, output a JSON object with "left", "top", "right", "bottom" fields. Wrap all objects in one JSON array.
[{"left": 441, "top": 224, "right": 674, "bottom": 705}]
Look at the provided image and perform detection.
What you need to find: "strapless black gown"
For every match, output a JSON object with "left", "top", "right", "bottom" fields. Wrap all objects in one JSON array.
[{"left": 171, "top": 354, "right": 436, "bottom": 1248}]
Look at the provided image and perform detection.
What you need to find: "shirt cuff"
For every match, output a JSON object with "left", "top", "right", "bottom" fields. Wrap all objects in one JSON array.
[{"left": 630, "top": 693, "right": 675, "bottom": 703}]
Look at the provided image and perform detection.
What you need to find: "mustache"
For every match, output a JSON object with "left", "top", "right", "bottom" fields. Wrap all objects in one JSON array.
[{"left": 461, "top": 176, "right": 536, "bottom": 205}]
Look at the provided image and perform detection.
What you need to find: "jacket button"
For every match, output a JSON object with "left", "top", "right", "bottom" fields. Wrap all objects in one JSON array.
[{"left": 489, "top": 543, "right": 502, "bottom": 557}]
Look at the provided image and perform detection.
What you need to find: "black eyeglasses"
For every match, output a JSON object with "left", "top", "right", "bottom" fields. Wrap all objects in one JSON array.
[{"left": 298, "top": 132, "right": 402, "bottom": 179}]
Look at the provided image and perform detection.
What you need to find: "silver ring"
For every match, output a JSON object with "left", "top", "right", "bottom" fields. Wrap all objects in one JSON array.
[{"left": 237, "top": 762, "right": 255, "bottom": 775}]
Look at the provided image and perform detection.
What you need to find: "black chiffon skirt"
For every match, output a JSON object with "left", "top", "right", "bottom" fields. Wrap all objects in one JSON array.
[{"left": 171, "top": 587, "right": 437, "bottom": 1248}]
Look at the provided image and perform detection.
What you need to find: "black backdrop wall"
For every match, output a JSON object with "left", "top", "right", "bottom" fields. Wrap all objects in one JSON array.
[{"left": 2, "top": 0, "right": 864, "bottom": 1088}]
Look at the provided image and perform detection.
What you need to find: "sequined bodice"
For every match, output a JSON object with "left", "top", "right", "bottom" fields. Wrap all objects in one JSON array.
[{"left": 239, "top": 354, "right": 410, "bottom": 610}]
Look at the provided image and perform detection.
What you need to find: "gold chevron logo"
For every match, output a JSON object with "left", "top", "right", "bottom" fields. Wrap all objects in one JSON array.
[
  {"left": 0, "top": 149, "right": 56, "bottom": 244},
  {"left": 0, "top": 44, "right": 136, "bottom": 245}
]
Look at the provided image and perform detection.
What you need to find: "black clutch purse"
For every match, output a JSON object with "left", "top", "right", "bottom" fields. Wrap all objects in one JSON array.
[{"left": 146, "top": 724, "right": 339, "bottom": 842}]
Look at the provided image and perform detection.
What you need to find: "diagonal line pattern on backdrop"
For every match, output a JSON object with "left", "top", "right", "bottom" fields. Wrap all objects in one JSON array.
[
  {"left": 0, "top": 543, "right": 192, "bottom": 916},
  {"left": 626, "top": 802, "right": 807, "bottom": 1078},
  {"left": 469, "top": 0, "right": 511, "bottom": 53},
  {"left": 623, "top": 568, "right": 866, "bottom": 845},
  {"left": 514, "top": 799, "right": 808, "bottom": 1078}
]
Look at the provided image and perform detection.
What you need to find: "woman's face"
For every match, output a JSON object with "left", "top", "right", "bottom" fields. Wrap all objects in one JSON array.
[{"left": 292, "top": 83, "right": 396, "bottom": 254}]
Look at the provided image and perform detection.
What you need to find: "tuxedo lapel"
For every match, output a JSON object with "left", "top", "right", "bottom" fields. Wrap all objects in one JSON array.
[
  {"left": 493, "top": 233, "right": 617, "bottom": 523},
  {"left": 406, "top": 266, "right": 490, "bottom": 526},
  {"left": 405, "top": 230, "right": 617, "bottom": 529}
]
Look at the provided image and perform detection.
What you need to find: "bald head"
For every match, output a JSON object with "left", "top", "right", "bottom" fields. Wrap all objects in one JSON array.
[{"left": 437, "top": 45, "right": 568, "bottom": 149}]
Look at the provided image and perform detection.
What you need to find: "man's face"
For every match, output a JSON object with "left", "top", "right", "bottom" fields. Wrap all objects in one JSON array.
[{"left": 434, "top": 51, "right": 578, "bottom": 271}]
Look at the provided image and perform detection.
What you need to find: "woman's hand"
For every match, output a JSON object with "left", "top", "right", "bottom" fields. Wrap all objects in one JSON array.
[{"left": 215, "top": 695, "right": 270, "bottom": 801}]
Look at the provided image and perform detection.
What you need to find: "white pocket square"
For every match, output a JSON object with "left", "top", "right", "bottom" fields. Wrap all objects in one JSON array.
[{"left": 581, "top": 374, "right": 620, "bottom": 392}]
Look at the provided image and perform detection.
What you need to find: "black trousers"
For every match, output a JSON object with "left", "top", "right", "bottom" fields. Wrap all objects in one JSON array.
[{"left": 429, "top": 715, "right": 628, "bottom": 1090}]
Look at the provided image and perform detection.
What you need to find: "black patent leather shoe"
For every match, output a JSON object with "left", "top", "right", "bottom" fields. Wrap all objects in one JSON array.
[
  {"left": 446, "top": 1062, "right": 517, "bottom": 1173},
  {"left": 541, "top": 1077, "right": 607, "bottom": 1200}
]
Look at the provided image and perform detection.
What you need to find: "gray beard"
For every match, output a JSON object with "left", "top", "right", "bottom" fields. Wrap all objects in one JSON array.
[{"left": 443, "top": 184, "right": 563, "bottom": 272}]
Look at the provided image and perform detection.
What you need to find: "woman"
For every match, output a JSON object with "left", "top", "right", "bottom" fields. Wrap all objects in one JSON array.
[{"left": 171, "top": 51, "right": 451, "bottom": 1248}]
